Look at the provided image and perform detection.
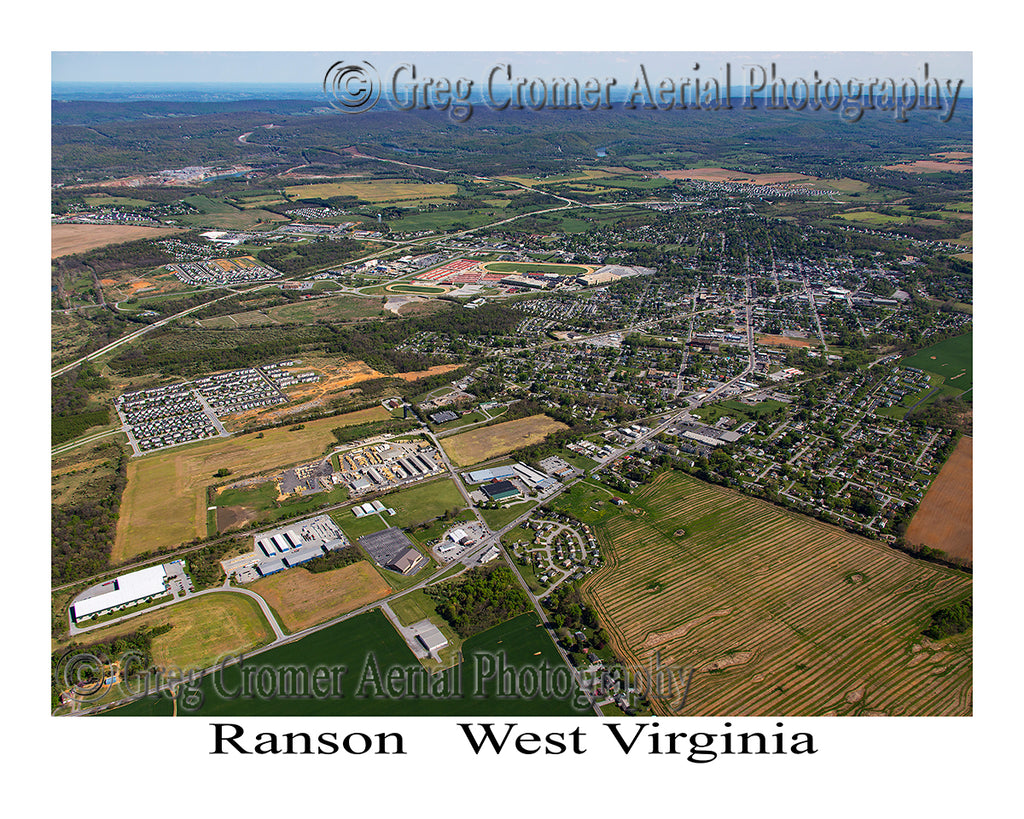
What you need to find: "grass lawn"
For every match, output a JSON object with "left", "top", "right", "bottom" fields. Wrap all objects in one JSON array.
[
  {"left": 550, "top": 479, "right": 630, "bottom": 527},
  {"left": 62, "top": 592, "right": 275, "bottom": 674},
  {"left": 381, "top": 477, "right": 467, "bottom": 529},
  {"left": 694, "top": 398, "right": 788, "bottom": 426},
  {"left": 483, "top": 261, "right": 591, "bottom": 276},
  {"left": 388, "top": 284, "right": 448, "bottom": 294},
  {"left": 389, "top": 588, "right": 440, "bottom": 626},
  {"left": 406, "top": 509, "right": 476, "bottom": 549},
  {"left": 334, "top": 509, "right": 390, "bottom": 541},
  {"left": 480, "top": 501, "right": 537, "bottom": 530},
  {"left": 214, "top": 480, "right": 278, "bottom": 510},
  {"left": 388, "top": 588, "right": 466, "bottom": 668}
]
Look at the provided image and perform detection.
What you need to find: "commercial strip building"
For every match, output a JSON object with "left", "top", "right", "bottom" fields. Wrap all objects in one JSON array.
[
  {"left": 358, "top": 527, "right": 426, "bottom": 576},
  {"left": 481, "top": 480, "right": 521, "bottom": 502},
  {"left": 412, "top": 620, "right": 449, "bottom": 659}
]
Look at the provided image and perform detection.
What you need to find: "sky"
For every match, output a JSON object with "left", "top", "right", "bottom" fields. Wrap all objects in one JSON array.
[{"left": 52, "top": 51, "right": 972, "bottom": 89}]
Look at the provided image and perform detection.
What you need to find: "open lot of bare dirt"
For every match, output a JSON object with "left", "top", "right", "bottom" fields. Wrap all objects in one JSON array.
[
  {"left": 906, "top": 436, "right": 973, "bottom": 563},
  {"left": 756, "top": 334, "right": 813, "bottom": 348}
]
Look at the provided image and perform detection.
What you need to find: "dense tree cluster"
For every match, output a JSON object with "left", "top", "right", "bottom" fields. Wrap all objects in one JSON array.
[
  {"left": 427, "top": 565, "right": 530, "bottom": 638},
  {"left": 52, "top": 624, "right": 173, "bottom": 710},
  {"left": 51, "top": 363, "right": 108, "bottom": 416},
  {"left": 51, "top": 444, "right": 127, "bottom": 584},
  {"left": 332, "top": 417, "right": 418, "bottom": 445},
  {"left": 52, "top": 408, "right": 110, "bottom": 446},
  {"left": 300, "top": 547, "right": 363, "bottom": 573},
  {"left": 923, "top": 597, "right": 972, "bottom": 640},
  {"left": 108, "top": 304, "right": 520, "bottom": 379},
  {"left": 185, "top": 542, "right": 230, "bottom": 590},
  {"left": 257, "top": 237, "right": 362, "bottom": 275}
]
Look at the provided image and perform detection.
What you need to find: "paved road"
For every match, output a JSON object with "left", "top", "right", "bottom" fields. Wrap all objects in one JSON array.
[
  {"left": 51, "top": 284, "right": 272, "bottom": 378},
  {"left": 67, "top": 584, "right": 286, "bottom": 642}
]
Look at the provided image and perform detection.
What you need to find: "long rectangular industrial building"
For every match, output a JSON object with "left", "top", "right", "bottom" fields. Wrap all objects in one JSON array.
[
  {"left": 71, "top": 565, "right": 170, "bottom": 622},
  {"left": 464, "top": 465, "right": 517, "bottom": 484},
  {"left": 250, "top": 515, "right": 350, "bottom": 578}
]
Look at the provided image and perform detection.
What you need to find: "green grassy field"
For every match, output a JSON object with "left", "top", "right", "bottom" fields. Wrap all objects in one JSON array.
[
  {"left": 83, "top": 194, "right": 155, "bottom": 207},
  {"left": 480, "top": 501, "right": 537, "bottom": 530},
  {"left": 388, "top": 588, "right": 466, "bottom": 668},
  {"left": 334, "top": 477, "right": 466, "bottom": 544},
  {"left": 381, "top": 477, "right": 466, "bottom": 528},
  {"left": 103, "top": 610, "right": 590, "bottom": 716},
  {"left": 388, "top": 284, "right": 448, "bottom": 294},
  {"left": 61, "top": 592, "right": 275, "bottom": 674},
  {"left": 285, "top": 181, "right": 458, "bottom": 203},
  {"left": 550, "top": 478, "right": 631, "bottom": 527},
  {"left": 694, "top": 398, "right": 788, "bottom": 425},
  {"left": 406, "top": 509, "right": 476, "bottom": 549},
  {"left": 335, "top": 510, "right": 390, "bottom": 542},
  {"left": 901, "top": 332, "right": 973, "bottom": 392}
]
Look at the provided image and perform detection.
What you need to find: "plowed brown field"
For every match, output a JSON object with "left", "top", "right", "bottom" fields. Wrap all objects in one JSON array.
[
  {"left": 906, "top": 436, "right": 973, "bottom": 563},
  {"left": 582, "top": 471, "right": 972, "bottom": 716}
]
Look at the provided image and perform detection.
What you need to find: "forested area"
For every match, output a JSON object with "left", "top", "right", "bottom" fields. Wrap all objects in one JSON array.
[
  {"left": 108, "top": 304, "right": 521, "bottom": 378},
  {"left": 52, "top": 624, "right": 173, "bottom": 710},
  {"left": 51, "top": 443, "right": 128, "bottom": 584},
  {"left": 427, "top": 565, "right": 530, "bottom": 638}
]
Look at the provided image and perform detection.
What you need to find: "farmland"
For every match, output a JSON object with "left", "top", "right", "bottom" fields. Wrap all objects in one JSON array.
[
  {"left": 113, "top": 408, "right": 388, "bottom": 562},
  {"left": 52, "top": 224, "right": 182, "bottom": 258},
  {"left": 580, "top": 470, "right": 972, "bottom": 716},
  {"left": 105, "top": 610, "right": 588, "bottom": 716},
  {"left": 656, "top": 167, "right": 814, "bottom": 184},
  {"left": 177, "top": 194, "right": 286, "bottom": 230},
  {"left": 881, "top": 160, "right": 972, "bottom": 173},
  {"left": 249, "top": 561, "right": 392, "bottom": 632},
  {"left": 906, "top": 436, "right": 973, "bottom": 563},
  {"left": 283, "top": 181, "right": 458, "bottom": 203},
  {"left": 440, "top": 414, "right": 568, "bottom": 467}
]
